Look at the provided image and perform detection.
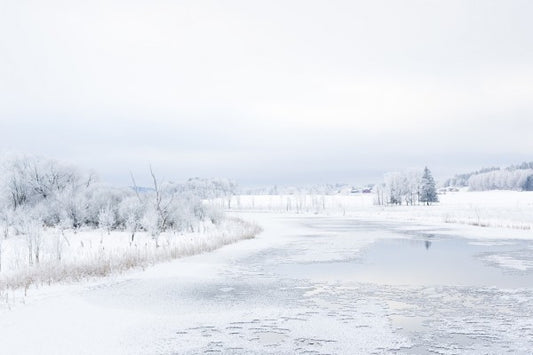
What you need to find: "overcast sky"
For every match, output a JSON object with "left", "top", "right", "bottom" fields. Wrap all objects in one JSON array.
[{"left": 1, "top": 0, "right": 532, "bottom": 186}]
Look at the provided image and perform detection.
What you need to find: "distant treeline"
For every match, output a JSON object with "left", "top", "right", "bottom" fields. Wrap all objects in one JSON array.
[
  {"left": 444, "top": 162, "right": 533, "bottom": 191},
  {"left": 240, "top": 183, "right": 362, "bottom": 196}
]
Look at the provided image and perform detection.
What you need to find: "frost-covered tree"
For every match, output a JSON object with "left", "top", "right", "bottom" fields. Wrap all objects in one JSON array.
[
  {"left": 141, "top": 207, "right": 161, "bottom": 246},
  {"left": 468, "top": 169, "right": 533, "bottom": 191},
  {"left": 0, "top": 154, "right": 86, "bottom": 210},
  {"left": 384, "top": 172, "right": 404, "bottom": 205},
  {"left": 445, "top": 161, "right": 533, "bottom": 190},
  {"left": 0, "top": 154, "right": 226, "bottom": 251},
  {"left": 98, "top": 205, "right": 115, "bottom": 235},
  {"left": 419, "top": 167, "right": 438, "bottom": 205},
  {"left": 378, "top": 170, "right": 422, "bottom": 206},
  {"left": 13, "top": 208, "right": 44, "bottom": 265},
  {"left": 83, "top": 183, "right": 127, "bottom": 227},
  {"left": 55, "top": 187, "right": 88, "bottom": 230},
  {"left": 0, "top": 237, "right": 3, "bottom": 272},
  {"left": 118, "top": 196, "right": 145, "bottom": 242},
  {"left": 404, "top": 170, "right": 422, "bottom": 206},
  {"left": 0, "top": 228, "right": 4, "bottom": 272},
  {"left": 373, "top": 182, "right": 386, "bottom": 206}
]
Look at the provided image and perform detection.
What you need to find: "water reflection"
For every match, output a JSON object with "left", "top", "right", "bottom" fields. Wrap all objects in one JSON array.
[{"left": 276, "top": 234, "right": 533, "bottom": 288}]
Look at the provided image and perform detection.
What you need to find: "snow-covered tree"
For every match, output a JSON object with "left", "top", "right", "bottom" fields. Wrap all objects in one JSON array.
[
  {"left": 445, "top": 161, "right": 533, "bottom": 190},
  {"left": 377, "top": 170, "right": 422, "bottom": 206},
  {"left": 0, "top": 155, "right": 226, "bottom": 251},
  {"left": 419, "top": 167, "right": 438, "bottom": 205},
  {"left": 525, "top": 175, "right": 533, "bottom": 191},
  {"left": 141, "top": 207, "right": 161, "bottom": 246},
  {"left": 118, "top": 196, "right": 145, "bottom": 242},
  {"left": 377, "top": 168, "right": 436, "bottom": 206},
  {"left": 13, "top": 208, "right": 44, "bottom": 265},
  {"left": 0, "top": 154, "right": 87, "bottom": 210},
  {"left": 404, "top": 170, "right": 422, "bottom": 205},
  {"left": 468, "top": 169, "right": 533, "bottom": 191},
  {"left": 383, "top": 172, "right": 404, "bottom": 205},
  {"left": 98, "top": 205, "right": 115, "bottom": 235}
]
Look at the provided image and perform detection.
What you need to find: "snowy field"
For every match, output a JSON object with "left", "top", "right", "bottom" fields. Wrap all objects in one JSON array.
[{"left": 214, "top": 190, "right": 533, "bottom": 238}]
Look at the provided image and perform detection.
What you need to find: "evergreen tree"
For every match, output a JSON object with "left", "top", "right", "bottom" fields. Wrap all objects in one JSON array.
[
  {"left": 525, "top": 175, "right": 533, "bottom": 191},
  {"left": 419, "top": 166, "right": 438, "bottom": 205}
]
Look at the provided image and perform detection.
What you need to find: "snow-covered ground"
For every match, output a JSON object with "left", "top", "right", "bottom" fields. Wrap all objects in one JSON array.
[
  {"left": 215, "top": 190, "right": 533, "bottom": 239},
  {"left": 1, "top": 211, "right": 532, "bottom": 354},
  {"left": 1, "top": 191, "right": 533, "bottom": 354},
  {"left": 0, "top": 217, "right": 260, "bottom": 295}
]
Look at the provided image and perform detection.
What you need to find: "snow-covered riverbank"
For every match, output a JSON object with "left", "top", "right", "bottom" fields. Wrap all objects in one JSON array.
[{"left": 0, "top": 217, "right": 261, "bottom": 298}]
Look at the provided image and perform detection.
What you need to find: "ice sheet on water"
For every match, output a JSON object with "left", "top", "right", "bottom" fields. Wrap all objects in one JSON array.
[{"left": 483, "top": 254, "right": 533, "bottom": 271}]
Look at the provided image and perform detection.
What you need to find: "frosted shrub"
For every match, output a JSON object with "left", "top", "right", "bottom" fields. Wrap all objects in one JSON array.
[{"left": 0, "top": 155, "right": 259, "bottom": 294}]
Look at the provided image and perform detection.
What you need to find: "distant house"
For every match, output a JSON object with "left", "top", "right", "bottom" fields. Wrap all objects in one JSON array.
[{"left": 350, "top": 186, "right": 372, "bottom": 194}]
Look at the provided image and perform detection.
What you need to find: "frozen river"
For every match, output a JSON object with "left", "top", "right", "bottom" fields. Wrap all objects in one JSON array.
[{"left": 2, "top": 213, "right": 533, "bottom": 354}]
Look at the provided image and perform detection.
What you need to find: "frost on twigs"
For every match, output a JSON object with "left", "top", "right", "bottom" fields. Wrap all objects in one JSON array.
[{"left": 0, "top": 218, "right": 261, "bottom": 293}]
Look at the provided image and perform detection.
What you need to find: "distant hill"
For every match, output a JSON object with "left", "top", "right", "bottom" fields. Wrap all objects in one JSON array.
[{"left": 130, "top": 186, "right": 154, "bottom": 193}]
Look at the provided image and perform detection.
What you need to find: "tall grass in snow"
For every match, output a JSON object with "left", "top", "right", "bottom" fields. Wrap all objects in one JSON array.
[{"left": 0, "top": 218, "right": 261, "bottom": 294}]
